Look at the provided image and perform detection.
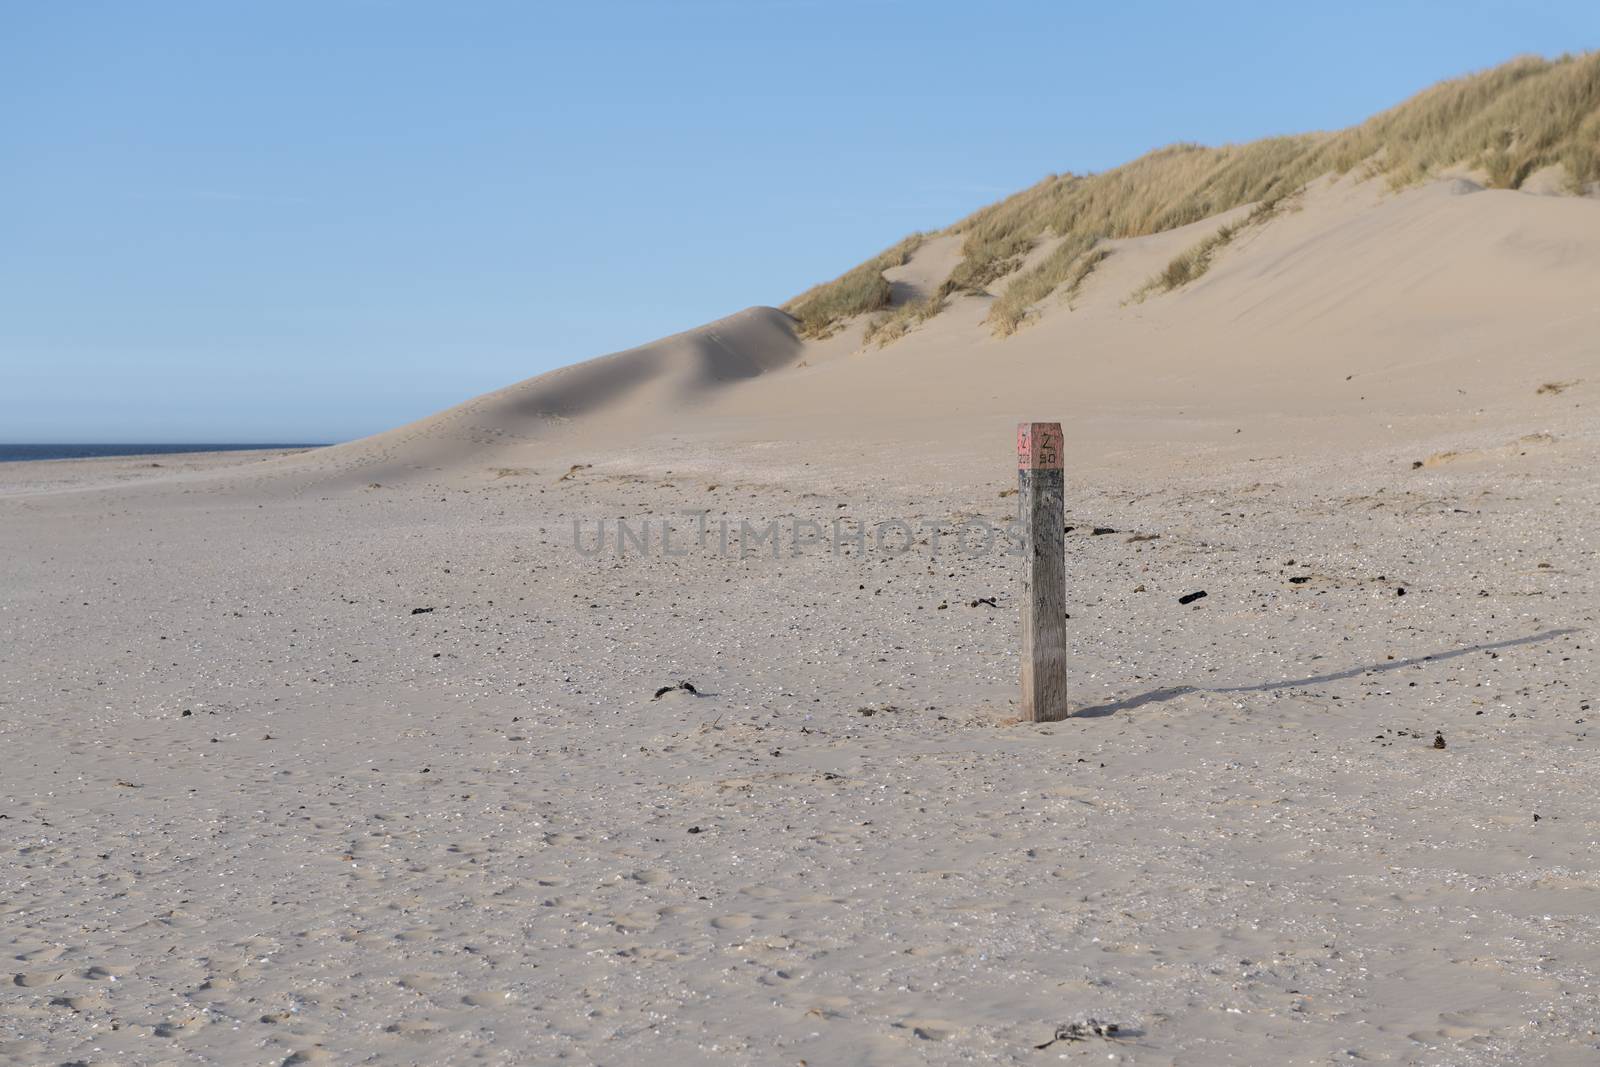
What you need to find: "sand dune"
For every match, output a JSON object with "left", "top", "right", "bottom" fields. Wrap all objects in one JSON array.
[
  {"left": 231, "top": 174, "right": 1600, "bottom": 497},
  {"left": 705, "top": 177, "right": 1599, "bottom": 443},
  {"left": 274, "top": 305, "right": 802, "bottom": 489}
]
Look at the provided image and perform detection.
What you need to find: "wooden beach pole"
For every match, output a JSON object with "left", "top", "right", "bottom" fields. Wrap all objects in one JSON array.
[{"left": 1017, "top": 422, "right": 1068, "bottom": 722}]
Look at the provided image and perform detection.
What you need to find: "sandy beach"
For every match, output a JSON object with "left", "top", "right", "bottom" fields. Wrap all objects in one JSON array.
[{"left": 3, "top": 167, "right": 1598, "bottom": 1065}]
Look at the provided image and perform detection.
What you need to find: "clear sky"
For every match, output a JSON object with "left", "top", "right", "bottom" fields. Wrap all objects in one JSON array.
[{"left": 4, "top": 1, "right": 1596, "bottom": 442}]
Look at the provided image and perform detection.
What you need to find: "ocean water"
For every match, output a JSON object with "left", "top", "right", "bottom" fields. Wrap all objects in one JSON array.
[{"left": 0, "top": 443, "right": 326, "bottom": 463}]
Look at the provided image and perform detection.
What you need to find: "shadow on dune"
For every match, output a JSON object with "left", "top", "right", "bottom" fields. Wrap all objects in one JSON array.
[
  {"left": 1072, "top": 627, "right": 1581, "bottom": 718},
  {"left": 499, "top": 305, "right": 802, "bottom": 419},
  {"left": 261, "top": 306, "right": 802, "bottom": 490}
]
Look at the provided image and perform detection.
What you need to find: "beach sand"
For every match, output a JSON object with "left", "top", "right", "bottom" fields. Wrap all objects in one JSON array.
[{"left": 2, "top": 176, "right": 1597, "bottom": 1065}]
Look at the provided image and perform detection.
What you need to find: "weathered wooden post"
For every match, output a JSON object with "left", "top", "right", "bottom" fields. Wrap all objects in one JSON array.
[{"left": 1018, "top": 422, "right": 1068, "bottom": 722}]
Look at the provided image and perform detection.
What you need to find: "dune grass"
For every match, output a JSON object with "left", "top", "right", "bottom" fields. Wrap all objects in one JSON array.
[
  {"left": 983, "top": 242, "right": 1115, "bottom": 335},
  {"left": 1341, "top": 51, "right": 1600, "bottom": 189},
  {"left": 1060, "top": 247, "right": 1112, "bottom": 308},
  {"left": 986, "top": 232, "right": 1101, "bottom": 334},
  {"left": 862, "top": 293, "right": 947, "bottom": 347},
  {"left": 1129, "top": 191, "right": 1302, "bottom": 303},
  {"left": 784, "top": 52, "right": 1600, "bottom": 340},
  {"left": 1145, "top": 226, "right": 1233, "bottom": 297},
  {"left": 783, "top": 234, "right": 925, "bottom": 338}
]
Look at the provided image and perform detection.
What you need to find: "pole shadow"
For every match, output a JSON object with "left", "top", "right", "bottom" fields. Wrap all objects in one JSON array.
[{"left": 1071, "top": 627, "right": 1580, "bottom": 719}]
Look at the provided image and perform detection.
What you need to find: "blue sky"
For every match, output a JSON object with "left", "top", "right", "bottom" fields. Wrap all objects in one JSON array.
[{"left": 4, "top": 1, "right": 1596, "bottom": 442}]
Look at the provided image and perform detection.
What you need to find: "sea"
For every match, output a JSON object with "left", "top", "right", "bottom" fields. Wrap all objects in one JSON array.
[{"left": 0, "top": 444, "right": 327, "bottom": 463}]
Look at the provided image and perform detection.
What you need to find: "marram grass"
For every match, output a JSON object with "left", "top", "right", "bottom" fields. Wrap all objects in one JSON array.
[{"left": 785, "top": 52, "right": 1600, "bottom": 342}]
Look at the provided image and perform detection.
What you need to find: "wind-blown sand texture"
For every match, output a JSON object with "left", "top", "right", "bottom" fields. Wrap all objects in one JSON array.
[{"left": 3, "top": 177, "right": 1598, "bottom": 1065}]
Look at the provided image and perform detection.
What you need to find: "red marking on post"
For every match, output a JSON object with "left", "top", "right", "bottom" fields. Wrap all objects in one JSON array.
[{"left": 1017, "top": 422, "right": 1063, "bottom": 470}]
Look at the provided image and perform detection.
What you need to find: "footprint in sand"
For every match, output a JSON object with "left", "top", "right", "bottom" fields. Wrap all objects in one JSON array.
[
  {"left": 488, "top": 884, "right": 547, "bottom": 907},
  {"left": 12, "top": 972, "right": 62, "bottom": 988},
  {"left": 903, "top": 943, "right": 968, "bottom": 958},
  {"left": 614, "top": 945, "right": 682, "bottom": 962},
  {"left": 805, "top": 995, "right": 851, "bottom": 1019},
  {"left": 710, "top": 913, "right": 756, "bottom": 930},
  {"left": 1406, "top": 1026, "right": 1492, "bottom": 1045},
  {"left": 757, "top": 967, "right": 805, "bottom": 986},
  {"left": 896, "top": 1018, "right": 960, "bottom": 1041},
  {"left": 283, "top": 1050, "right": 334, "bottom": 1065},
  {"left": 49, "top": 993, "right": 107, "bottom": 1012},
  {"left": 15, "top": 946, "right": 67, "bottom": 963},
  {"left": 736, "top": 884, "right": 784, "bottom": 900},
  {"left": 1404, "top": 1009, "right": 1512, "bottom": 1044}
]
